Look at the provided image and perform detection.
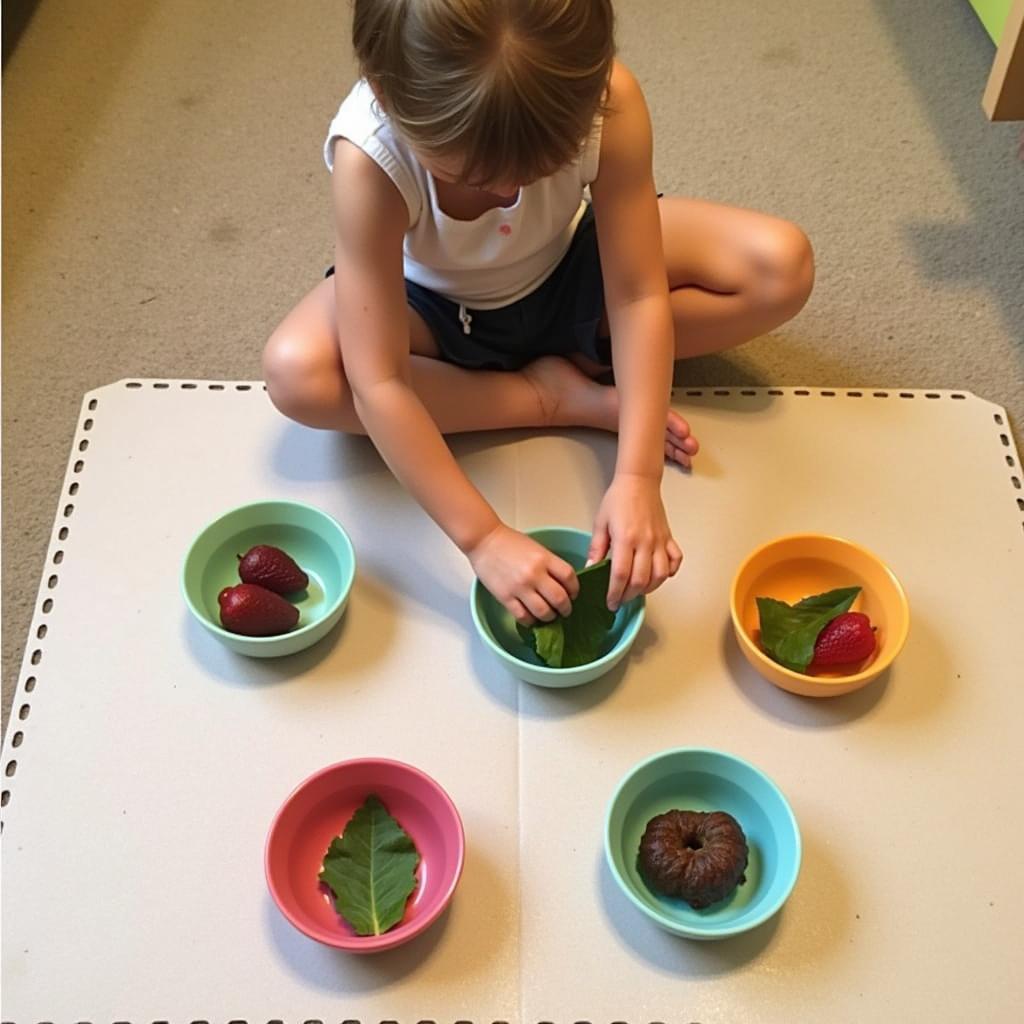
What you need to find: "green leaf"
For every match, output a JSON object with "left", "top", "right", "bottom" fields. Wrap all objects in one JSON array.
[
  {"left": 531, "top": 618, "right": 566, "bottom": 666},
  {"left": 756, "top": 586, "right": 860, "bottom": 672},
  {"left": 319, "top": 794, "right": 420, "bottom": 936},
  {"left": 521, "top": 559, "right": 616, "bottom": 668}
]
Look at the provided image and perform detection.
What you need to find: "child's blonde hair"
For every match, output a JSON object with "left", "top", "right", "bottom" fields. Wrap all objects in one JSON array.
[{"left": 352, "top": 0, "right": 615, "bottom": 187}]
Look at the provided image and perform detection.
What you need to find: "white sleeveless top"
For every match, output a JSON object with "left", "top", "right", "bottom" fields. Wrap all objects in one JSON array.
[{"left": 324, "top": 80, "right": 602, "bottom": 309}]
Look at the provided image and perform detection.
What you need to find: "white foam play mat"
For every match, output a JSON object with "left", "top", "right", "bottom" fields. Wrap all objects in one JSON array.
[{"left": 3, "top": 380, "right": 1023, "bottom": 1021}]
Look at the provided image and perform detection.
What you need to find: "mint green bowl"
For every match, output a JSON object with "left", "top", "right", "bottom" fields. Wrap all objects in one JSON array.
[
  {"left": 605, "top": 748, "right": 801, "bottom": 940},
  {"left": 470, "top": 526, "right": 645, "bottom": 688},
  {"left": 182, "top": 500, "right": 355, "bottom": 658}
]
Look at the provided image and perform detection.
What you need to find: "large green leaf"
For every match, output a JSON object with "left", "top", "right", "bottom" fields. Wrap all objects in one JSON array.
[
  {"left": 756, "top": 586, "right": 860, "bottom": 672},
  {"left": 319, "top": 794, "right": 420, "bottom": 936},
  {"left": 519, "top": 560, "right": 616, "bottom": 668}
]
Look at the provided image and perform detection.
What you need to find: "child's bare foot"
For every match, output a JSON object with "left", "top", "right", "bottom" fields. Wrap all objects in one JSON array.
[{"left": 521, "top": 356, "right": 699, "bottom": 468}]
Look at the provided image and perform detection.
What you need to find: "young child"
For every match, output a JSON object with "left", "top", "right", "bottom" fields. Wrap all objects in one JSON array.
[{"left": 264, "top": 0, "right": 813, "bottom": 626}]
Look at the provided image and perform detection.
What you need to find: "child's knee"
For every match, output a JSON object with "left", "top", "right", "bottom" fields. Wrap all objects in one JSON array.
[
  {"left": 757, "top": 221, "right": 815, "bottom": 313},
  {"left": 263, "top": 329, "right": 313, "bottom": 403},
  {"left": 263, "top": 327, "right": 349, "bottom": 425}
]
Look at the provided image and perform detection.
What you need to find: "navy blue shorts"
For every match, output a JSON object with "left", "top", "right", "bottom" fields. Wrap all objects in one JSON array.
[{"left": 327, "top": 203, "right": 610, "bottom": 371}]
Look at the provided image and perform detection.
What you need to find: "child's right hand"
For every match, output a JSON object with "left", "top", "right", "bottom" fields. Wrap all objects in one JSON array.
[{"left": 468, "top": 524, "right": 580, "bottom": 625}]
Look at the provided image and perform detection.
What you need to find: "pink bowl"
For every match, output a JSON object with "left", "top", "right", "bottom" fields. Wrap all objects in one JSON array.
[{"left": 265, "top": 758, "right": 465, "bottom": 953}]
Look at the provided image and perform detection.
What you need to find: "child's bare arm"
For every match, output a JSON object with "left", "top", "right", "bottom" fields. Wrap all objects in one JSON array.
[
  {"left": 329, "top": 141, "right": 576, "bottom": 621},
  {"left": 588, "top": 62, "right": 683, "bottom": 608}
]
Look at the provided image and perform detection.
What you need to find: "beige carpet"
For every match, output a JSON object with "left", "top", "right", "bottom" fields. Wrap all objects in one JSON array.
[{"left": 3, "top": 0, "right": 1022, "bottom": 724}]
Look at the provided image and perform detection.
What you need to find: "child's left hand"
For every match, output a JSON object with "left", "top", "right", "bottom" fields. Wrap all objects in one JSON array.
[{"left": 586, "top": 474, "right": 683, "bottom": 610}]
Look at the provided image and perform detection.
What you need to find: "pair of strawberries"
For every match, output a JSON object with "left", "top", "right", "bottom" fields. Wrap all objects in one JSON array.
[{"left": 218, "top": 545, "right": 309, "bottom": 636}]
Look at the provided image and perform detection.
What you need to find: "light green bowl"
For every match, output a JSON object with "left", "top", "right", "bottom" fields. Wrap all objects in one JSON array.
[
  {"left": 182, "top": 500, "right": 355, "bottom": 658},
  {"left": 470, "top": 526, "right": 645, "bottom": 688}
]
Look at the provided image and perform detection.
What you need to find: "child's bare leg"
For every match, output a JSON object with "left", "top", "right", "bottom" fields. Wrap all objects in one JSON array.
[
  {"left": 561, "top": 200, "right": 813, "bottom": 464},
  {"left": 658, "top": 197, "right": 815, "bottom": 357},
  {"left": 265, "top": 279, "right": 698, "bottom": 466},
  {"left": 263, "top": 277, "right": 618, "bottom": 434}
]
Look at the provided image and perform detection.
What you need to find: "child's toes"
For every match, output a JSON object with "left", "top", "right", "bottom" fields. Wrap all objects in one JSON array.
[
  {"left": 666, "top": 423, "right": 700, "bottom": 456},
  {"left": 666, "top": 412, "right": 699, "bottom": 453},
  {"left": 665, "top": 440, "right": 693, "bottom": 469},
  {"left": 667, "top": 411, "right": 691, "bottom": 438}
]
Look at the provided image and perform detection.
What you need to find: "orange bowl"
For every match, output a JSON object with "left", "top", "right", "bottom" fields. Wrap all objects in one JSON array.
[{"left": 730, "top": 534, "right": 909, "bottom": 697}]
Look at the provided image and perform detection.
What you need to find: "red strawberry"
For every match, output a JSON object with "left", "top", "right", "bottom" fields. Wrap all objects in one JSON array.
[
  {"left": 237, "top": 544, "right": 309, "bottom": 595},
  {"left": 218, "top": 583, "right": 299, "bottom": 636},
  {"left": 810, "top": 612, "right": 876, "bottom": 670}
]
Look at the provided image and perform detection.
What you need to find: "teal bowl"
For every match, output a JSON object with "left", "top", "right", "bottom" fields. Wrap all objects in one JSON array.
[
  {"left": 605, "top": 748, "right": 801, "bottom": 940},
  {"left": 182, "top": 500, "right": 355, "bottom": 658},
  {"left": 470, "top": 526, "right": 645, "bottom": 688}
]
